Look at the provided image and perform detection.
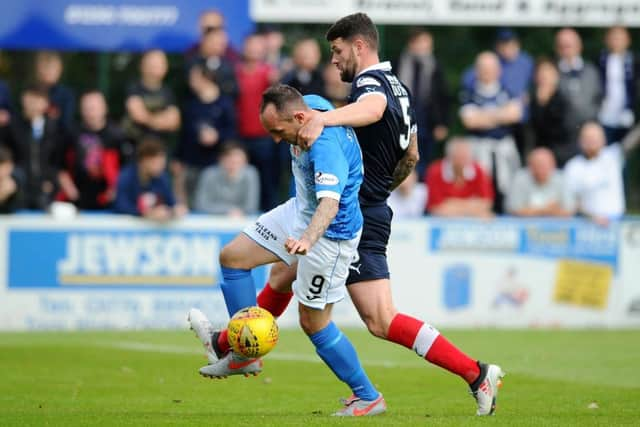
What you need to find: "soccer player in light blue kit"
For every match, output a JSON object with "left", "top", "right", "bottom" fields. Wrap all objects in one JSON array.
[{"left": 196, "top": 84, "right": 386, "bottom": 416}]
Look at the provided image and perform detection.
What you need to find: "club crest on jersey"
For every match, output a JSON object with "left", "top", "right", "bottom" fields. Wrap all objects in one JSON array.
[
  {"left": 315, "top": 171, "right": 339, "bottom": 186},
  {"left": 356, "top": 76, "right": 380, "bottom": 88}
]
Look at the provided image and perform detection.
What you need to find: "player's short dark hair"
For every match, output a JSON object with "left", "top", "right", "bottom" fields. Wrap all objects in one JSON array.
[
  {"left": 326, "top": 13, "right": 378, "bottom": 50},
  {"left": 0, "top": 145, "right": 13, "bottom": 164},
  {"left": 136, "top": 136, "right": 166, "bottom": 160},
  {"left": 260, "top": 84, "right": 306, "bottom": 117}
]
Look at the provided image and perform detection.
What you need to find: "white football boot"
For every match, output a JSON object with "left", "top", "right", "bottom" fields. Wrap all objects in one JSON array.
[
  {"left": 470, "top": 362, "right": 505, "bottom": 416},
  {"left": 187, "top": 308, "right": 218, "bottom": 364},
  {"left": 332, "top": 393, "right": 387, "bottom": 417},
  {"left": 199, "top": 351, "right": 263, "bottom": 379}
]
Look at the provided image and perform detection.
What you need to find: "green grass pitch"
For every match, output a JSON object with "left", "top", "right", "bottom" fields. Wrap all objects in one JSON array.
[{"left": 1, "top": 328, "right": 639, "bottom": 426}]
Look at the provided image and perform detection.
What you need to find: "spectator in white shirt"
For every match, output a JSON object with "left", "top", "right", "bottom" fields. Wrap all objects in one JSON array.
[
  {"left": 564, "top": 122, "right": 625, "bottom": 224},
  {"left": 388, "top": 170, "right": 427, "bottom": 219},
  {"left": 506, "top": 147, "right": 572, "bottom": 217}
]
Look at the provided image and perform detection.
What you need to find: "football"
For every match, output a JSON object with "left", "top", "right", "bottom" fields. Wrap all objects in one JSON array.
[{"left": 227, "top": 306, "right": 279, "bottom": 359}]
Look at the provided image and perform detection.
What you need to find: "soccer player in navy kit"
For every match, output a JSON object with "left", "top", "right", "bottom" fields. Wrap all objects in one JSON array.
[
  {"left": 190, "top": 13, "right": 503, "bottom": 416},
  {"left": 298, "top": 13, "right": 504, "bottom": 416}
]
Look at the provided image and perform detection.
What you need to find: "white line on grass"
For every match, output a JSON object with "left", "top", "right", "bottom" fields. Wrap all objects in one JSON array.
[
  {"left": 98, "top": 340, "right": 640, "bottom": 389},
  {"left": 102, "top": 341, "right": 420, "bottom": 368}
]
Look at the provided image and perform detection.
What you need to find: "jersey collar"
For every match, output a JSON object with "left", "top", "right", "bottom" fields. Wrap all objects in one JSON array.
[{"left": 356, "top": 61, "right": 392, "bottom": 77}]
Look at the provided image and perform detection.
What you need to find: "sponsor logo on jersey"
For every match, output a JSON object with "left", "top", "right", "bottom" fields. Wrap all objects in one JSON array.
[
  {"left": 315, "top": 171, "right": 339, "bottom": 186},
  {"left": 356, "top": 76, "right": 380, "bottom": 88}
]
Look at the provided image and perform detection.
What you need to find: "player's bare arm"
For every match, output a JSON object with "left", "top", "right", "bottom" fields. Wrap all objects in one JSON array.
[
  {"left": 389, "top": 132, "right": 419, "bottom": 191},
  {"left": 285, "top": 197, "right": 339, "bottom": 255},
  {"left": 298, "top": 95, "right": 387, "bottom": 149}
]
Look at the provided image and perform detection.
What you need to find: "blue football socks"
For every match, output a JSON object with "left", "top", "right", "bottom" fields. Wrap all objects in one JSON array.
[
  {"left": 220, "top": 267, "right": 257, "bottom": 317},
  {"left": 309, "top": 321, "right": 379, "bottom": 401}
]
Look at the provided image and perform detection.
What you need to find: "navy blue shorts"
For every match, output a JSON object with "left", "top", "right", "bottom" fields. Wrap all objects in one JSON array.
[{"left": 346, "top": 204, "right": 392, "bottom": 285}]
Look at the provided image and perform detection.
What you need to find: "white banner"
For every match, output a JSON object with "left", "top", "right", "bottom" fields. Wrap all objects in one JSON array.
[
  {"left": 1, "top": 214, "right": 639, "bottom": 330},
  {"left": 250, "top": 0, "right": 640, "bottom": 26}
]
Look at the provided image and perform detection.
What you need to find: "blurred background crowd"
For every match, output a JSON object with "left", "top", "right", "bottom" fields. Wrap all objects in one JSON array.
[{"left": 0, "top": 9, "right": 639, "bottom": 224}]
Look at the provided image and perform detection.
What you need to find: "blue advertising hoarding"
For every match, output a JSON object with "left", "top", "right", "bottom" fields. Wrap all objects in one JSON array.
[
  {"left": 429, "top": 219, "right": 619, "bottom": 269},
  {"left": 8, "top": 228, "right": 268, "bottom": 290},
  {"left": 0, "top": 1, "right": 252, "bottom": 52}
]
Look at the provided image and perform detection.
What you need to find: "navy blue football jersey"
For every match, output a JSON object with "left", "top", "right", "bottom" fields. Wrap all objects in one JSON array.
[{"left": 348, "top": 62, "right": 417, "bottom": 205}]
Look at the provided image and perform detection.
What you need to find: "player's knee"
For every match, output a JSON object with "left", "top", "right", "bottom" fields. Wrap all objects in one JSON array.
[
  {"left": 219, "top": 244, "right": 244, "bottom": 269},
  {"left": 298, "top": 307, "right": 328, "bottom": 336},
  {"left": 362, "top": 309, "right": 396, "bottom": 339},
  {"left": 364, "top": 317, "right": 387, "bottom": 339}
]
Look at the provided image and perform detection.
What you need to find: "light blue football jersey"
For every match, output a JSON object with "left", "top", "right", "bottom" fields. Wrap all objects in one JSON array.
[{"left": 290, "top": 95, "right": 363, "bottom": 240}]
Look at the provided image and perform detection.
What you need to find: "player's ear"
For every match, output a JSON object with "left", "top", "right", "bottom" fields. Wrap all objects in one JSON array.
[
  {"left": 353, "top": 38, "right": 365, "bottom": 55},
  {"left": 293, "top": 111, "right": 305, "bottom": 124}
]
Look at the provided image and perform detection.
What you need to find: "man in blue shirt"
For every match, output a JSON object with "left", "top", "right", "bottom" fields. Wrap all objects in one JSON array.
[
  {"left": 192, "top": 85, "right": 386, "bottom": 417},
  {"left": 462, "top": 29, "right": 533, "bottom": 102},
  {"left": 460, "top": 51, "right": 523, "bottom": 213}
]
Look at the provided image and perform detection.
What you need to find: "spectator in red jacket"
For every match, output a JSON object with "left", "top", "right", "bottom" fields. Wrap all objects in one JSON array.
[
  {"left": 425, "top": 137, "right": 494, "bottom": 217},
  {"left": 236, "top": 33, "right": 278, "bottom": 211},
  {"left": 58, "top": 90, "right": 125, "bottom": 209}
]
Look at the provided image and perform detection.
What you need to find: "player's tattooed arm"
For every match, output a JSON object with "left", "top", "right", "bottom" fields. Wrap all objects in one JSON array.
[
  {"left": 389, "top": 132, "right": 419, "bottom": 191},
  {"left": 285, "top": 198, "right": 339, "bottom": 255}
]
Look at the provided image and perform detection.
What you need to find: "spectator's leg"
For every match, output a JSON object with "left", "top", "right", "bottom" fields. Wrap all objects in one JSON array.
[{"left": 245, "top": 136, "right": 279, "bottom": 212}]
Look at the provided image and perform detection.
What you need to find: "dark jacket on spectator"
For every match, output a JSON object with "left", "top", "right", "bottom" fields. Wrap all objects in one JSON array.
[
  {"left": 46, "top": 83, "right": 76, "bottom": 132},
  {"left": 598, "top": 50, "right": 640, "bottom": 116},
  {"left": 529, "top": 89, "right": 575, "bottom": 167},
  {"left": 114, "top": 163, "right": 175, "bottom": 216},
  {"left": 177, "top": 94, "right": 236, "bottom": 168},
  {"left": 9, "top": 116, "right": 65, "bottom": 209},
  {"left": 187, "top": 56, "right": 239, "bottom": 101},
  {"left": 63, "top": 122, "right": 124, "bottom": 209},
  {"left": 281, "top": 68, "right": 326, "bottom": 98}
]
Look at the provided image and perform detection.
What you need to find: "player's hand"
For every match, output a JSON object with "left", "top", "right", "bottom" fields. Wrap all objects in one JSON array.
[
  {"left": 285, "top": 236, "right": 311, "bottom": 255},
  {"left": 297, "top": 114, "right": 325, "bottom": 150}
]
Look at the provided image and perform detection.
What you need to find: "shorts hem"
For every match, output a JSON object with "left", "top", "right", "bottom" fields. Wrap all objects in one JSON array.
[
  {"left": 295, "top": 295, "right": 345, "bottom": 310},
  {"left": 242, "top": 231, "right": 293, "bottom": 266},
  {"left": 346, "top": 273, "right": 390, "bottom": 286}
]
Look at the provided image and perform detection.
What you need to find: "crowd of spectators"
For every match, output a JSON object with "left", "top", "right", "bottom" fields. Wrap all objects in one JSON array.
[{"left": 0, "top": 10, "right": 638, "bottom": 224}]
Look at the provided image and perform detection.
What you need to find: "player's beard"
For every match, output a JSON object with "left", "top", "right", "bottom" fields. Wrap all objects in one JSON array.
[{"left": 339, "top": 57, "right": 357, "bottom": 83}]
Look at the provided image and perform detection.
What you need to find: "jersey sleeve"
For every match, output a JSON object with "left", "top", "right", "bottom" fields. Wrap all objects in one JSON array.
[
  {"left": 308, "top": 129, "right": 348, "bottom": 201},
  {"left": 351, "top": 73, "right": 387, "bottom": 103}
]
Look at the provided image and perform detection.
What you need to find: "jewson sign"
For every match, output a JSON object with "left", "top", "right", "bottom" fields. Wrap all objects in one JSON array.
[{"left": 8, "top": 229, "right": 266, "bottom": 289}]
